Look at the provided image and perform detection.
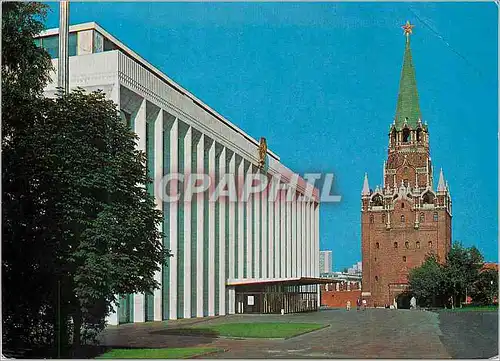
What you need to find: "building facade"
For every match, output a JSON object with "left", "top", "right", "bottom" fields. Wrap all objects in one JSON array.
[
  {"left": 319, "top": 250, "right": 333, "bottom": 274},
  {"left": 36, "top": 23, "right": 321, "bottom": 323},
  {"left": 360, "top": 24, "right": 452, "bottom": 307}
]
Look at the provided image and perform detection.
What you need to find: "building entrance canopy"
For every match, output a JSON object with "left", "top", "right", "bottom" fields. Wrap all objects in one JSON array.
[{"left": 228, "top": 277, "right": 335, "bottom": 315}]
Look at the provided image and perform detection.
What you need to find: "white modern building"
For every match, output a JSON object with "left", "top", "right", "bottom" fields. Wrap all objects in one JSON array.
[
  {"left": 36, "top": 23, "right": 322, "bottom": 324},
  {"left": 319, "top": 250, "right": 333, "bottom": 274}
]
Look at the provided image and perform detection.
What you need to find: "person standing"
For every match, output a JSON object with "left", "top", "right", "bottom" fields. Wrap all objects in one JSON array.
[
  {"left": 362, "top": 298, "right": 367, "bottom": 311},
  {"left": 356, "top": 298, "right": 361, "bottom": 311},
  {"left": 346, "top": 300, "right": 351, "bottom": 311}
]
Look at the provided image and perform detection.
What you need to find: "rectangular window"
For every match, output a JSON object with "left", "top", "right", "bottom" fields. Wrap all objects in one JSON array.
[
  {"left": 93, "top": 30, "right": 104, "bottom": 53},
  {"left": 42, "top": 35, "right": 58, "bottom": 59},
  {"left": 69, "top": 32, "right": 77, "bottom": 56},
  {"left": 40, "top": 33, "right": 77, "bottom": 58}
]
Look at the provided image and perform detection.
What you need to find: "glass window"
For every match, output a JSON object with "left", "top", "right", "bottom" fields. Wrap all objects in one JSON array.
[
  {"left": 42, "top": 35, "right": 58, "bottom": 58},
  {"left": 94, "top": 31, "right": 104, "bottom": 53},
  {"left": 104, "top": 38, "right": 117, "bottom": 51},
  {"left": 69, "top": 32, "right": 77, "bottom": 56},
  {"left": 416, "top": 241, "right": 420, "bottom": 249},
  {"left": 401, "top": 215, "right": 405, "bottom": 223},
  {"left": 433, "top": 212, "right": 438, "bottom": 221}
]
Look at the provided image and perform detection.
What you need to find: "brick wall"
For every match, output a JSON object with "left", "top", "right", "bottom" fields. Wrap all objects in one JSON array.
[{"left": 321, "top": 290, "right": 362, "bottom": 308}]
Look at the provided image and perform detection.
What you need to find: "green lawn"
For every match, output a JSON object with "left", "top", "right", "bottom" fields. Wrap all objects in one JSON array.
[
  {"left": 193, "top": 322, "right": 325, "bottom": 338},
  {"left": 96, "top": 347, "right": 220, "bottom": 359}
]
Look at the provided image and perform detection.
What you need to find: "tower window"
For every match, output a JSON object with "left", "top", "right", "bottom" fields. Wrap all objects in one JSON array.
[
  {"left": 401, "top": 215, "right": 405, "bottom": 223},
  {"left": 428, "top": 241, "right": 433, "bottom": 248},
  {"left": 382, "top": 214, "right": 386, "bottom": 223},
  {"left": 423, "top": 191, "right": 435, "bottom": 205},
  {"left": 376, "top": 242, "right": 380, "bottom": 249},
  {"left": 405, "top": 241, "right": 409, "bottom": 249},
  {"left": 403, "top": 128, "right": 411, "bottom": 142},
  {"left": 416, "top": 241, "right": 420, "bottom": 249},
  {"left": 433, "top": 212, "right": 438, "bottom": 221},
  {"left": 419, "top": 212, "right": 425, "bottom": 222},
  {"left": 375, "top": 276, "right": 379, "bottom": 281},
  {"left": 370, "top": 215, "right": 374, "bottom": 224},
  {"left": 403, "top": 256, "right": 407, "bottom": 262},
  {"left": 401, "top": 202, "right": 405, "bottom": 209},
  {"left": 394, "top": 242, "right": 398, "bottom": 249}
]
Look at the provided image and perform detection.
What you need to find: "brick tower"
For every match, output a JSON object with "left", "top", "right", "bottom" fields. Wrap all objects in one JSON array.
[{"left": 360, "top": 22, "right": 452, "bottom": 308}]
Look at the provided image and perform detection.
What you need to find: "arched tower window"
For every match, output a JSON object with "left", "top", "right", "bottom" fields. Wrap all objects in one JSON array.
[
  {"left": 403, "top": 256, "right": 407, "bottom": 262},
  {"left": 401, "top": 202, "right": 405, "bottom": 209},
  {"left": 370, "top": 215, "right": 374, "bottom": 223},
  {"left": 433, "top": 212, "right": 438, "bottom": 221},
  {"left": 382, "top": 213, "right": 386, "bottom": 223},
  {"left": 402, "top": 127, "right": 411, "bottom": 142},
  {"left": 400, "top": 215, "right": 405, "bottom": 223},
  {"left": 372, "top": 194, "right": 383, "bottom": 207},
  {"left": 416, "top": 241, "right": 420, "bottom": 249},
  {"left": 375, "top": 276, "right": 379, "bottom": 281},
  {"left": 376, "top": 242, "right": 380, "bottom": 249},
  {"left": 422, "top": 191, "right": 435, "bottom": 205},
  {"left": 428, "top": 241, "right": 433, "bottom": 248},
  {"left": 405, "top": 241, "right": 409, "bottom": 249},
  {"left": 394, "top": 242, "right": 398, "bottom": 249}
]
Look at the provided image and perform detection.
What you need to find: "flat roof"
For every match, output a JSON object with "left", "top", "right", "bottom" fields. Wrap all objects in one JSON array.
[
  {"left": 37, "top": 22, "right": 280, "bottom": 161},
  {"left": 227, "top": 277, "right": 337, "bottom": 287}
]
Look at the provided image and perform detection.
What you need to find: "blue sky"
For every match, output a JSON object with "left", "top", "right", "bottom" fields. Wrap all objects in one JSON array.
[{"left": 43, "top": 2, "right": 498, "bottom": 270}]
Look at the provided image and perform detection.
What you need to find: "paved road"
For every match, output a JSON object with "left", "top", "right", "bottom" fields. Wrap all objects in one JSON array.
[
  {"left": 100, "top": 308, "right": 498, "bottom": 358},
  {"left": 436, "top": 310, "right": 498, "bottom": 359}
]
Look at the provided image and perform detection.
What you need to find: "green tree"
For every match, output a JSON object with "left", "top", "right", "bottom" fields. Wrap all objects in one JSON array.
[
  {"left": 2, "top": 3, "right": 169, "bottom": 356},
  {"left": 443, "top": 243, "right": 483, "bottom": 308},
  {"left": 470, "top": 268, "right": 498, "bottom": 305},
  {"left": 409, "top": 243, "right": 485, "bottom": 308},
  {"left": 408, "top": 254, "right": 446, "bottom": 307}
]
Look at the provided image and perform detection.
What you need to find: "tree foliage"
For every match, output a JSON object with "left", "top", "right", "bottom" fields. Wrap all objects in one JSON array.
[
  {"left": 2, "top": 3, "right": 168, "bottom": 356},
  {"left": 409, "top": 242, "right": 491, "bottom": 308}
]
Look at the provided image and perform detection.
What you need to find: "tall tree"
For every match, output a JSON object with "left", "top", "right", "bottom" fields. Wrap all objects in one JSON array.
[
  {"left": 408, "top": 254, "right": 446, "bottom": 307},
  {"left": 444, "top": 243, "right": 483, "bottom": 308},
  {"left": 2, "top": 3, "right": 169, "bottom": 356}
]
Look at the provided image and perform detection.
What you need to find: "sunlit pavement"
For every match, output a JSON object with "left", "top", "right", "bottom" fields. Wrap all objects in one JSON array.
[{"left": 100, "top": 308, "right": 498, "bottom": 359}]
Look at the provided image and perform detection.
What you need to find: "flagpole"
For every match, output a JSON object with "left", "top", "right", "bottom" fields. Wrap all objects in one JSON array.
[{"left": 58, "top": 0, "right": 69, "bottom": 93}]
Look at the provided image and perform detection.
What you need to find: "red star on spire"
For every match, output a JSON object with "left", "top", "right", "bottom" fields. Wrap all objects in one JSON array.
[{"left": 402, "top": 21, "right": 415, "bottom": 37}]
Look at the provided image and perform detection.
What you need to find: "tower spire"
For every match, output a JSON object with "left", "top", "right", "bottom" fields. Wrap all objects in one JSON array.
[
  {"left": 437, "top": 168, "right": 446, "bottom": 192},
  {"left": 362, "top": 173, "right": 370, "bottom": 196},
  {"left": 395, "top": 21, "right": 421, "bottom": 130}
]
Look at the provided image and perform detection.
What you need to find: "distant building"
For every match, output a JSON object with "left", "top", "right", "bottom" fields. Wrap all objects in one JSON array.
[{"left": 319, "top": 251, "right": 333, "bottom": 274}]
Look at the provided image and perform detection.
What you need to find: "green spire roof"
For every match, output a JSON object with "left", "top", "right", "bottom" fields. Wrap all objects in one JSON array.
[{"left": 394, "top": 38, "right": 421, "bottom": 130}]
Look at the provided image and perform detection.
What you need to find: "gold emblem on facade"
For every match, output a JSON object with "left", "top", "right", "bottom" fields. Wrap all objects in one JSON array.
[{"left": 258, "top": 137, "right": 267, "bottom": 169}]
